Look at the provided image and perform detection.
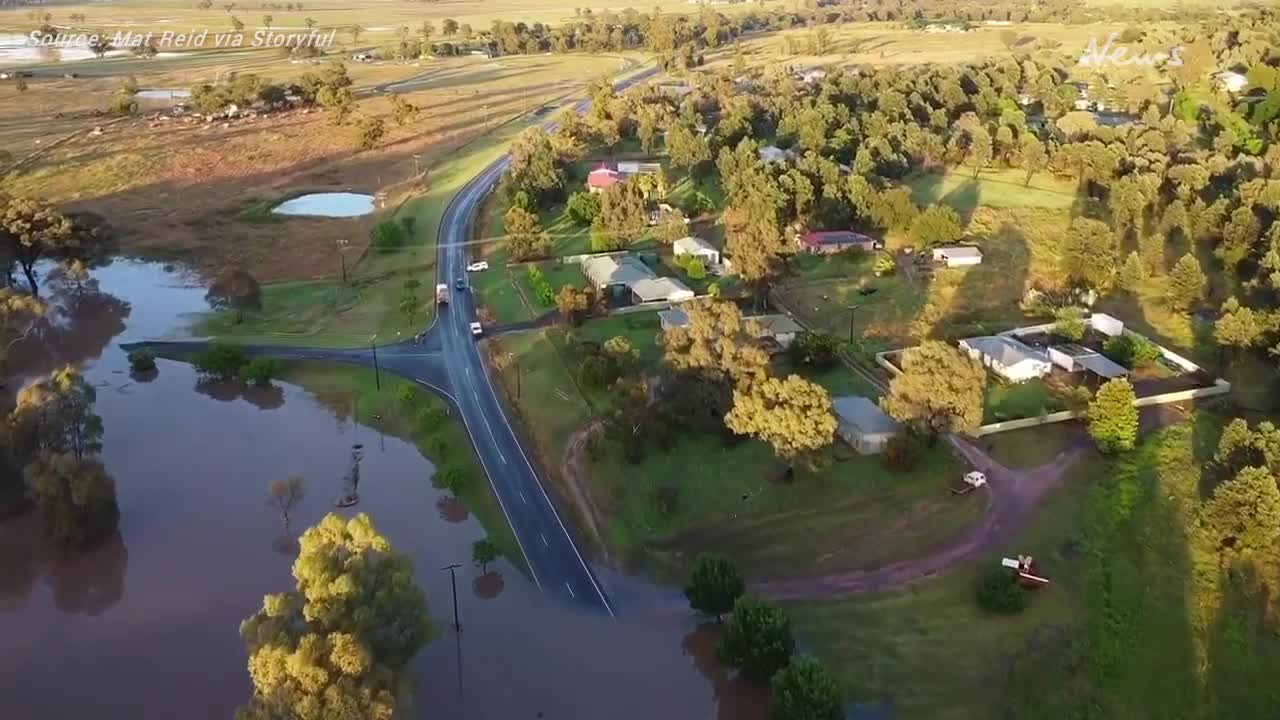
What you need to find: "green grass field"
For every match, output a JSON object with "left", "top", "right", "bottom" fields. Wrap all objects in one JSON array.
[
  {"left": 594, "top": 431, "right": 979, "bottom": 580},
  {"left": 791, "top": 416, "right": 1280, "bottom": 720},
  {"left": 983, "top": 377, "right": 1066, "bottom": 423},
  {"left": 906, "top": 168, "right": 1078, "bottom": 213},
  {"left": 273, "top": 361, "right": 526, "bottom": 573}
]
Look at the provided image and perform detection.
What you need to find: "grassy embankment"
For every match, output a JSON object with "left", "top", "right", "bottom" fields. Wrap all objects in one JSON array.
[{"left": 791, "top": 414, "right": 1280, "bottom": 720}]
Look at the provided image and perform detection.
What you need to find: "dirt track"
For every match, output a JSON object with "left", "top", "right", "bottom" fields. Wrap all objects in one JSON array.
[{"left": 753, "top": 436, "right": 1087, "bottom": 599}]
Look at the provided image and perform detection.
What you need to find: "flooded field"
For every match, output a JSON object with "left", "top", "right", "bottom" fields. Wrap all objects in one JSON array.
[{"left": 0, "top": 260, "right": 763, "bottom": 720}]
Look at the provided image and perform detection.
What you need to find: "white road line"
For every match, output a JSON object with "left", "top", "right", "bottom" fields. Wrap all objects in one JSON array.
[
  {"left": 411, "top": 378, "right": 540, "bottom": 590},
  {"left": 541, "top": 533, "right": 549, "bottom": 547},
  {"left": 519, "top": 491, "right": 528, "bottom": 504},
  {"left": 564, "top": 582, "right": 576, "bottom": 598}
]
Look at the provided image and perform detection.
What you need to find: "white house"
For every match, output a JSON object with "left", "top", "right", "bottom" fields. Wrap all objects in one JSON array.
[
  {"left": 759, "top": 145, "right": 790, "bottom": 164},
  {"left": 1215, "top": 71, "right": 1249, "bottom": 94},
  {"left": 631, "top": 277, "right": 695, "bottom": 304},
  {"left": 960, "top": 336, "right": 1051, "bottom": 382},
  {"left": 747, "top": 314, "right": 805, "bottom": 350},
  {"left": 797, "top": 68, "right": 827, "bottom": 84},
  {"left": 932, "top": 246, "right": 984, "bottom": 267},
  {"left": 832, "top": 396, "right": 900, "bottom": 455},
  {"left": 673, "top": 236, "right": 721, "bottom": 266}
]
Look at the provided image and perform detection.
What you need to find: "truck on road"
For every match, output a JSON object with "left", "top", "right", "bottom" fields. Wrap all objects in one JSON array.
[{"left": 435, "top": 283, "right": 449, "bottom": 305}]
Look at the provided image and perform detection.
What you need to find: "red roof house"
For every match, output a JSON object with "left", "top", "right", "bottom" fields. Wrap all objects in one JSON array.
[
  {"left": 798, "top": 230, "right": 880, "bottom": 255},
  {"left": 586, "top": 166, "right": 621, "bottom": 192}
]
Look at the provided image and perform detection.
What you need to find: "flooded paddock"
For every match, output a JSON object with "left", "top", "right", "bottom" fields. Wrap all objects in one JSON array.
[{"left": 0, "top": 260, "right": 764, "bottom": 720}]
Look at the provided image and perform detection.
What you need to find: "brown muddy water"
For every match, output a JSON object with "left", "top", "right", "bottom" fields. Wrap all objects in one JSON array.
[{"left": 0, "top": 261, "right": 766, "bottom": 720}]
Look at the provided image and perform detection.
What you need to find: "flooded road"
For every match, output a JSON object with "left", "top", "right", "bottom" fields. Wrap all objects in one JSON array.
[{"left": 0, "top": 260, "right": 764, "bottom": 720}]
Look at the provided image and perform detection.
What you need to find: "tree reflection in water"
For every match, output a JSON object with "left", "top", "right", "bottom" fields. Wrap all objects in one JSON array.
[{"left": 0, "top": 512, "right": 128, "bottom": 616}]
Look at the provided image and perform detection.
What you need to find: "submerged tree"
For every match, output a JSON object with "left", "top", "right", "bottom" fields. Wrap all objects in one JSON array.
[
  {"left": 23, "top": 451, "right": 119, "bottom": 547},
  {"left": 10, "top": 366, "right": 103, "bottom": 462},
  {"left": 471, "top": 537, "right": 499, "bottom": 574},
  {"left": 684, "top": 553, "right": 745, "bottom": 620},
  {"left": 238, "top": 513, "right": 430, "bottom": 720},
  {"left": 267, "top": 476, "right": 305, "bottom": 533},
  {"left": 0, "top": 195, "right": 92, "bottom": 296},
  {"left": 770, "top": 656, "right": 844, "bottom": 720},
  {"left": 718, "top": 595, "right": 795, "bottom": 684}
]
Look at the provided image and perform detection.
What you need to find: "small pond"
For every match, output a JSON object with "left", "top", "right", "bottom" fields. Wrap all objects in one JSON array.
[
  {"left": 136, "top": 88, "right": 192, "bottom": 101},
  {"left": 0, "top": 259, "right": 762, "bottom": 720},
  {"left": 272, "top": 192, "right": 376, "bottom": 218}
]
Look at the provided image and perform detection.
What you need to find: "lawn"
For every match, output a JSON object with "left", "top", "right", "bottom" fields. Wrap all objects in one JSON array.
[
  {"left": 777, "top": 269, "right": 925, "bottom": 361},
  {"left": 983, "top": 377, "right": 1066, "bottom": 423},
  {"left": 271, "top": 361, "right": 525, "bottom": 573},
  {"left": 790, "top": 415, "right": 1280, "bottom": 720},
  {"left": 589, "top": 426, "right": 979, "bottom": 581},
  {"left": 982, "top": 422, "right": 1080, "bottom": 469},
  {"left": 905, "top": 167, "right": 1078, "bottom": 214}
]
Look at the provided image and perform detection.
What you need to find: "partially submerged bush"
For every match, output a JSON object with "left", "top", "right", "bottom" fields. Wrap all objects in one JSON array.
[
  {"left": 242, "top": 357, "right": 282, "bottom": 387},
  {"left": 127, "top": 348, "right": 157, "bottom": 373},
  {"left": 193, "top": 344, "right": 248, "bottom": 381}
]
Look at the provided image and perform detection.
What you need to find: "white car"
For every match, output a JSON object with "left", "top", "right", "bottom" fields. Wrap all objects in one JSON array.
[
  {"left": 466, "top": 261, "right": 489, "bottom": 272},
  {"left": 469, "top": 321, "right": 483, "bottom": 337}
]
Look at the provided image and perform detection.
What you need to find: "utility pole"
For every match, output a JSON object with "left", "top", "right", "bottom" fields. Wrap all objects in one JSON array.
[
  {"left": 848, "top": 305, "right": 857, "bottom": 343},
  {"left": 441, "top": 563, "right": 463, "bottom": 631},
  {"left": 370, "top": 335, "right": 381, "bottom": 390}
]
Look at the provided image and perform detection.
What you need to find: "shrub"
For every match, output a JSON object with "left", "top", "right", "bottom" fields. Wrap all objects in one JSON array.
[
  {"left": 396, "top": 385, "right": 418, "bottom": 410},
  {"left": 242, "top": 357, "right": 282, "bottom": 386},
  {"left": 1102, "top": 334, "right": 1160, "bottom": 368},
  {"left": 417, "top": 405, "right": 446, "bottom": 432},
  {"left": 880, "top": 433, "right": 921, "bottom": 472},
  {"left": 426, "top": 435, "right": 450, "bottom": 459},
  {"left": 873, "top": 255, "right": 896, "bottom": 277},
  {"left": 654, "top": 485, "right": 678, "bottom": 516},
  {"left": 790, "top": 332, "right": 840, "bottom": 369},
  {"left": 371, "top": 220, "right": 406, "bottom": 252},
  {"left": 434, "top": 464, "right": 467, "bottom": 495},
  {"left": 684, "top": 257, "right": 707, "bottom": 280},
  {"left": 127, "top": 348, "right": 157, "bottom": 373},
  {"left": 526, "top": 266, "right": 556, "bottom": 306},
  {"left": 975, "top": 565, "right": 1028, "bottom": 614},
  {"left": 566, "top": 191, "right": 601, "bottom": 226},
  {"left": 193, "top": 344, "right": 248, "bottom": 380}
]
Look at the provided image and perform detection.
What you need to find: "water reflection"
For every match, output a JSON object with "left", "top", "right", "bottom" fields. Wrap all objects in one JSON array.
[
  {"left": 0, "top": 512, "right": 128, "bottom": 617},
  {"left": 472, "top": 571, "right": 504, "bottom": 600},
  {"left": 682, "top": 623, "right": 769, "bottom": 720},
  {"left": 437, "top": 495, "right": 468, "bottom": 523},
  {"left": 0, "top": 259, "right": 751, "bottom": 720},
  {"left": 194, "top": 378, "right": 287, "bottom": 411}
]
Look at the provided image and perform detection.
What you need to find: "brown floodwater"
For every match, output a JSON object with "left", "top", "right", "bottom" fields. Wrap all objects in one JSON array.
[{"left": 0, "top": 261, "right": 766, "bottom": 720}]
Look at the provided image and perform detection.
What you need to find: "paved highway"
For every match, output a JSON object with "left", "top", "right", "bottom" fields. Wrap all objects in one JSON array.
[{"left": 129, "top": 67, "right": 656, "bottom": 616}]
